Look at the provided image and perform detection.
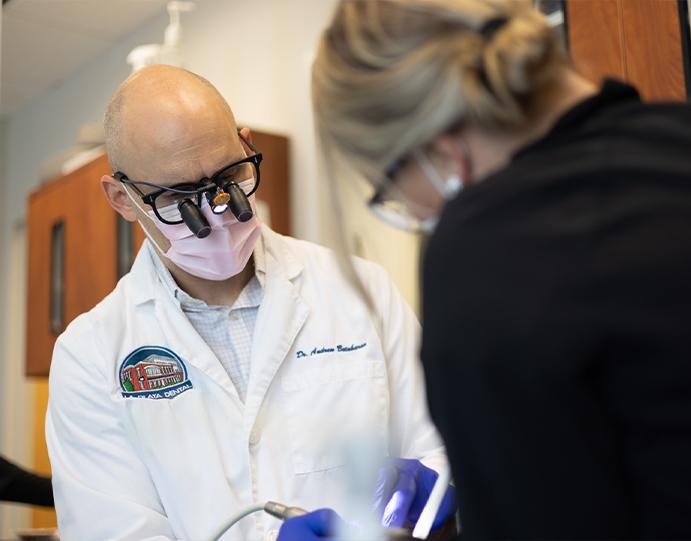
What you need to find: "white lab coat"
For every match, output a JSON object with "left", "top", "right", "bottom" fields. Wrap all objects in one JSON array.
[{"left": 46, "top": 226, "right": 446, "bottom": 541}]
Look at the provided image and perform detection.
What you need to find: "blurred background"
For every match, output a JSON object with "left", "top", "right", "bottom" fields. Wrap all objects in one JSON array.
[{"left": 0, "top": 0, "right": 689, "bottom": 536}]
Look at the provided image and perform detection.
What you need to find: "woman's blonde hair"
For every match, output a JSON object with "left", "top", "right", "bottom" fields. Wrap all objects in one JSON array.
[{"left": 312, "top": 0, "right": 567, "bottom": 183}]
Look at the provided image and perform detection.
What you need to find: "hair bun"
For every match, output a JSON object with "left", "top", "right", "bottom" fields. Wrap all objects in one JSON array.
[
  {"left": 479, "top": 9, "right": 560, "bottom": 108},
  {"left": 480, "top": 17, "right": 509, "bottom": 39}
]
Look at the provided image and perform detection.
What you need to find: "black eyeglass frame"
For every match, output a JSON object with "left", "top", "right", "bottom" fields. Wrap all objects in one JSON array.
[
  {"left": 114, "top": 132, "right": 263, "bottom": 225},
  {"left": 367, "top": 156, "right": 407, "bottom": 210}
]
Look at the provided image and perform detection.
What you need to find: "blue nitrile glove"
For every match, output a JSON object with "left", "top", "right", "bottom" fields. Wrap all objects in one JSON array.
[
  {"left": 374, "top": 458, "right": 456, "bottom": 530},
  {"left": 277, "top": 509, "right": 343, "bottom": 541}
]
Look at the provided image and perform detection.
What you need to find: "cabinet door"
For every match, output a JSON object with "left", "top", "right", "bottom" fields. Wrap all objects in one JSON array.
[
  {"left": 621, "top": 0, "right": 687, "bottom": 100},
  {"left": 251, "top": 130, "right": 291, "bottom": 236},
  {"left": 567, "top": 0, "right": 626, "bottom": 83},
  {"left": 567, "top": 0, "right": 687, "bottom": 100},
  {"left": 26, "top": 154, "right": 116, "bottom": 376}
]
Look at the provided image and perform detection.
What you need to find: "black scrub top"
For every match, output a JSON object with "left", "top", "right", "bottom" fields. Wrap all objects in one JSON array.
[{"left": 422, "top": 80, "right": 691, "bottom": 540}]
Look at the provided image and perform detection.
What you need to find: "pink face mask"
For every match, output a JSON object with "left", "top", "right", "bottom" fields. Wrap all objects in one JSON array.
[{"left": 127, "top": 188, "right": 261, "bottom": 281}]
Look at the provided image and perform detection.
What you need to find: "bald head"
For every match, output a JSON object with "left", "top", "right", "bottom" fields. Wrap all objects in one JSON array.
[{"left": 104, "top": 65, "right": 238, "bottom": 181}]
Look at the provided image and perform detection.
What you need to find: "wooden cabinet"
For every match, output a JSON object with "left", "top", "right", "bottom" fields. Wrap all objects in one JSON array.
[
  {"left": 26, "top": 154, "right": 117, "bottom": 376},
  {"left": 251, "top": 130, "right": 291, "bottom": 236},
  {"left": 566, "top": 0, "right": 626, "bottom": 82},
  {"left": 26, "top": 129, "right": 290, "bottom": 376},
  {"left": 567, "top": 0, "right": 688, "bottom": 100}
]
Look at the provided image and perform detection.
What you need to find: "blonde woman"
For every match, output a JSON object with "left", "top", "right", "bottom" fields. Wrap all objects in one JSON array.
[{"left": 277, "top": 0, "right": 691, "bottom": 539}]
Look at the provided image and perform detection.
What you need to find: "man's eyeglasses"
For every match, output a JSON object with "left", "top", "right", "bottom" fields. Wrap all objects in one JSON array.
[{"left": 115, "top": 133, "right": 263, "bottom": 225}]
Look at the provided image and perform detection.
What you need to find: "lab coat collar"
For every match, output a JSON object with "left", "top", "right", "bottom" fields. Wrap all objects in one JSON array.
[
  {"left": 127, "top": 224, "right": 303, "bottom": 306},
  {"left": 243, "top": 226, "right": 310, "bottom": 426},
  {"left": 128, "top": 240, "right": 162, "bottom": 306},
  {"left": 260, "top": 225, "right": 303, "bottom": 282}
]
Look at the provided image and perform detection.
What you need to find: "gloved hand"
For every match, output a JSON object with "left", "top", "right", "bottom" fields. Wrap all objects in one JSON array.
[
  {"left": 277, "top": 508, "right": 343, "bottom": 540},
  {"left": 374, "top": 458, "right": 456, "bottom": 531}
]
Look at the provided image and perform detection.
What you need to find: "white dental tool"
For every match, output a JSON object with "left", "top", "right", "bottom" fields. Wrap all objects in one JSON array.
[{"left": 411, "top": 468, "right": 452, "bottom": 539}]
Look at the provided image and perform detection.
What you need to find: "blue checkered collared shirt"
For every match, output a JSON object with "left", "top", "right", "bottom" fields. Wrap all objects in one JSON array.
[{"left": 146, "top": 237, "right": 265, "bottom": 402}]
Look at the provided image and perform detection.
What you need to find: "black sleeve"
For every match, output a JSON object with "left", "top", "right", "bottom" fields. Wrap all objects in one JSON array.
[{"left": 0, "top": 456, "right": 54, "bottom": 507}]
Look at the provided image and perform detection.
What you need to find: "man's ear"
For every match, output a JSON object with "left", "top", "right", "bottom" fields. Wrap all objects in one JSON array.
[
  {"left": 101, "top": 175, "right": 138, "bottom": 222},
  {"left": 238, "top": 126, "right": 254, "bottom": 155}
]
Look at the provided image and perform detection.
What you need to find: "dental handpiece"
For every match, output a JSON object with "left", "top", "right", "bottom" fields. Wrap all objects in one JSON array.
[
  {"left": 209, "top": 501, "right": 309, "bottom": 541},
  {"left": 264, "top": 501, "right": 309, "bottom": 521}
]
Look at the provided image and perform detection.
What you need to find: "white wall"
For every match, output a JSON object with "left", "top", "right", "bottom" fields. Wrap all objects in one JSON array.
[
  {"left": 0, "top": 3, "right": 423, "bottom": 531},
  {"left": 0, "top": 222, "right": 34, "bottom": 537},
  {"left": 0, "top": 0, "right": 6, "bottom": 447},
  {"left": 0, "top": 117, "right": 6, "bottom": 447}
]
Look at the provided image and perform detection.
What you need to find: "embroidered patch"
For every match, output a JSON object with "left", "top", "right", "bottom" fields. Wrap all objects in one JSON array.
[{"left": 119, "top": 346, "right": 193, "bottom": 400}]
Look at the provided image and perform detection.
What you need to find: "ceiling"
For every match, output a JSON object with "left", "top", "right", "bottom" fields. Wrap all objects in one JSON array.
[{"left": 1, "top": 0, "right": 169, "bottom": 117}]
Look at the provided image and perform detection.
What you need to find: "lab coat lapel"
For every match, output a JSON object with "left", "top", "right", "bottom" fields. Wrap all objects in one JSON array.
[
  {"left": 151, "top": 277, "right": 238, "bottom": 400},
  {"left": 244, "top": 230, "right": 309, "bottom": 426}
]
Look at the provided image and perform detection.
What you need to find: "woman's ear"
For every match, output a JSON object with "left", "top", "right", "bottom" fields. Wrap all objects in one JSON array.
[
  {"left": 431, "top": 134, "right": 473, "bottom": 184},
  {"left": 101, "top": 175, "right": 138, "bottom": 222}
]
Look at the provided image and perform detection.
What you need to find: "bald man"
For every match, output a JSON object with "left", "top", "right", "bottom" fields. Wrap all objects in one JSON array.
[{"left": 45, "top": 66, "right": 449, "bottom": 541}]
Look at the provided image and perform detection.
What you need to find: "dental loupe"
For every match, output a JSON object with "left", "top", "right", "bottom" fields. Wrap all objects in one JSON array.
[
  {"left": 178, "top": 199, "right": 211, "bottom": 238},
  {"left": 178, "top": 182, "right": 254, "bottom": 238}
]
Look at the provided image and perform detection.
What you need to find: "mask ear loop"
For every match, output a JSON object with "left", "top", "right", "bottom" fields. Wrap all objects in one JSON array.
[
  {"left": 413, "top": 150, "right": 463, "bottom": 199},
  {"left": 123, "top": 184, "right": 171, "bottom": 255}
]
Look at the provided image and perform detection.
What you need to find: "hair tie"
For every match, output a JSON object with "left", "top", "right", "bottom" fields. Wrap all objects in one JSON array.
[{"left": 480, "top": 17, "right": 509, "bottom": 39}]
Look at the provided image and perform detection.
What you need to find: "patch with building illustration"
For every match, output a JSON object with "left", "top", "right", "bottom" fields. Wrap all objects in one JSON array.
[{"left": 119, "top": 346, "right": 193, "bottom": 400}]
